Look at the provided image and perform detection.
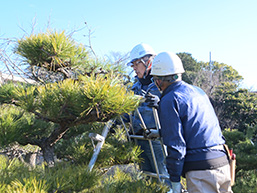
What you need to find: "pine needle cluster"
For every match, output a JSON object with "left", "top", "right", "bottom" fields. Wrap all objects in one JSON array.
[
  {"left": 0, "top": 73, "right": 141, "bottom": 127},
  {"left": 14, "top": 30, "right": 88, "bottom": 71}
]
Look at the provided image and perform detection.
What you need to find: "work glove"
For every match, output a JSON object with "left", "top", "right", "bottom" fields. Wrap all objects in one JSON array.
[
  {"left": 109, "top": 119, "right": 121, "bottom": 133},
  {"left": 145, "top": 92, "right": 160, "bottom": 109},
  {"left": 171, "top": 182, "right": 181, "bottom": 193},
  {"left": 145, "top": 129, "right": 160, "bottom": 139}
]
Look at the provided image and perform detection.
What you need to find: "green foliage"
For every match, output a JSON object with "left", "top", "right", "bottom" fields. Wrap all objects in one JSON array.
[
  {"left": 15, "top": 30, "right": 89, "bottom": 72},
  {"left": 2, "top": 73, "right": 140, "bottom": 126},
  {"left": 210, "top": 62, "right": 242, "bottom": 84},
  {"left": 2, "top": 177, "right": 48, "bottom": 193},
  {"left": 235, "top": 139, "right": 257, "bottom": 170},
  {"left": 44, "top": 163, "right": 100, "bottom": 192},
  {"left": 0, "top": 155, "right": 168, "bottom": 193},
  {"left": 0, "top": 82, "right": 18, "bottom": 104},
  {"left": 97, "top": 128, "right": 143, "bottom": 167},
  {"left": 223, "top": 126, "right": 257, "bottom": 191},
  {"left": 223, "top": 126, "right": 257, "bottom": 171},
  {"left": 214, "top": 85, "right": 257, "bottom": 131},
  {"left": 79, "top": 74, "right": 141, "bottom": 119},
  {"left": 3, "top": 28, "right": 256, "bottom": 192},
  {"left": 232, "top": 170, "right": 257, "bottom": 193},
  {"left": 0, "top": 105, "right": 24, "bottom": 147},
  {"left": 177, "top": 52, "right": 200, "bottom": 72},
  {"left": 0, "top": 72, "right": 141, "bottom": 165},
  {"left": 55, "top": 125, "right": 143, "bottom": 168},
  {"left": 0, "top": 155, "right": 100, "bottom": 192},
  {"left": 177, "top": 52, "right": 201, "bottom": 85},
  {"left": 223, "top": 129, "right": 246, "bottom": 147},
  {"left": 98, "top": 168, "right": 168, "bottom": 193},
  {"left": 54, "top": 130, "right": 95, "bottom": 164},
  {"left": 0, "top": 104, "right": 55, "bottom": 147},
  {"left": 0, "top": 155, "right": 42, "bottom": 191},
  {"left": 13, "top": 30, "right": 130, "bottom": 83},
  {"left": 177, "top": 52, "right": 243, "bottom": 98}
]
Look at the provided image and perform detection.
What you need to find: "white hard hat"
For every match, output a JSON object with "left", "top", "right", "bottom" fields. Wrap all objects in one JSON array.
[
  {"left": 127, "top": 43, "right": 156, "bottom": 66},
  {"left": 150, "top": 51, "right": 185, "bottom": 76}
]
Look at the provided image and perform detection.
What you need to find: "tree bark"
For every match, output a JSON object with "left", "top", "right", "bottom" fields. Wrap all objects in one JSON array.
[
  {"left": 41, "top": 142, "right": 55, "bottom": 167},
  {"left": 39, "top": 125, "right": 69, "bottom": 166}
]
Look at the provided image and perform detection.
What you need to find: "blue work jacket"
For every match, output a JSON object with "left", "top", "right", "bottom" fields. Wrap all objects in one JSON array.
[
  {"left": 158, "top": 81, "right": 226, "bottom": 182},
  {"left": 130, "top": 78, "right": 161, "bottom": 134}
]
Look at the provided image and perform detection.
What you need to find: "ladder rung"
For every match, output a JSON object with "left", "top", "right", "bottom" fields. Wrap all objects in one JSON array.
[
  {"left": 129, "top": 135, "right": 146, "bottom": 140},
  {"left": 143, "top": 171, "right": 170, "bottom": 179},
  {"left": 88, "top": 133, "right": 105, "bottom": 142}
]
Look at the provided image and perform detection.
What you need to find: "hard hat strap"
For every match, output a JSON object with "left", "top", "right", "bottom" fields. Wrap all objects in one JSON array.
[
  {"left": 152, "top": 76, "right": 164, "bottom": 91},
  {"left": 142, "top": 56, "right": 152, "bottom": 79},
  {"left": 153, "top": 74, "right": 182, "bottom": 90},
  {"left": 157, "top": 80, "right": 163, "bottom": 91}
]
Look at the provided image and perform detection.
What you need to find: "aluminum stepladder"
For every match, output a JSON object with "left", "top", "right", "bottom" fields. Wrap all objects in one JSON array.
[
  {"left": 122, "top": 107, "right": 187, "bottom": 192},
  {"left": 86, "top": 94, "right": 187, "bottom": 191},
  {"left": 86, "top": 108, "right": 167, "bottom": 181},
  {"left": 120, "top": 107, "right": 169, "bottom": 183}
]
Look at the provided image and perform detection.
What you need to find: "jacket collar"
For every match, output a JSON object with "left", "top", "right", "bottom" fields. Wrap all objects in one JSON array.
[
  {"left": 136, "top": 73, "right": 153, "bottom": 86},
  {"left": 161, "top": 81, "right": 183, "bottom": 98}
]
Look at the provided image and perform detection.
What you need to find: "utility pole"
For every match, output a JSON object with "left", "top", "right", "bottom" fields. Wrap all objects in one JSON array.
[
  {"left": 209, "top": 51, "right": 212, "bottom": 69},
  {"left": 208, "top": 51, "right": 214, "bottom": 94}
]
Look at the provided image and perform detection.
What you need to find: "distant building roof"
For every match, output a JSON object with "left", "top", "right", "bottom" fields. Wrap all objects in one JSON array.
[{"left": 0, "top": 72, "right": 37, "bottom": 85}]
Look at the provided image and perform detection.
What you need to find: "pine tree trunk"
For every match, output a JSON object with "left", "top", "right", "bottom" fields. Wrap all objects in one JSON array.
[
  {"left": 41, "top": 143, "right": 55, "bottom": 167},
  {"left": 39, "top": 125, "right": 69, "bottom": 167}
]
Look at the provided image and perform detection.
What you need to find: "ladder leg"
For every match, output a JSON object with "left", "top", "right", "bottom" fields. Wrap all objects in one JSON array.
[
  {"left": 148, "top": 139, "right": 162, "bottom": 182},
  {"left": 87, "top": 119, "right": 115, "bottom": 171},
  {"left": 135, "top": 108, "right": 162, "bottom": 182},
  {"left": 152, "top": 108, "right": 167, "bottom": 157}
]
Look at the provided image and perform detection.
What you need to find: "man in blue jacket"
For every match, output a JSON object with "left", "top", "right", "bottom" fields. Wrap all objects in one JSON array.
[
  {"left": 146, "top": 51, "right": 233, "bottom": 193},
  {"left": 126, "top": 43, "right": 172, "bottom": 190}
]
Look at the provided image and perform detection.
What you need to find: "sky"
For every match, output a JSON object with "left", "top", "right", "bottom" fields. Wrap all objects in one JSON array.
[{"left": 1, "top": 0, "right": 257, "bottom": 91}]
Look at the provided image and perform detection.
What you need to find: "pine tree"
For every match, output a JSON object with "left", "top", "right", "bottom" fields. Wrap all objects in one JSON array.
[{"left": 0, "top": 30, "right": 141, "bottom": 166}]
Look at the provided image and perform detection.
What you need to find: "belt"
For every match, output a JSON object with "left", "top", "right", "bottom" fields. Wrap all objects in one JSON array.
[
  {"left": 182, "top": 155, "right": 229, "bottom": 177},
  {"left": 209, "top": 145, "right": 225, "bottom": 151}
]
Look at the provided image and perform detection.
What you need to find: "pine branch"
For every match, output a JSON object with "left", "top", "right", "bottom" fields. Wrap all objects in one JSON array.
[
  {"left": 19, "top": 136, "right": 41, "bottom": 147},
  {"left": 48, "top": 125, "right": 69, "bottom": 146},
  {"left": 33, "top": 111, "right": 55, "bottom": 123}
]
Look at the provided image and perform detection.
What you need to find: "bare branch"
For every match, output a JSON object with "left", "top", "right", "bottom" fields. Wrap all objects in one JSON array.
[
  {"left": 83, "top": 22, "right": 98, "bottom": 61},
  {"left": 0, "top": 50, "right": 35, "bottom": 83},
  {"left": 30, "top": 15, "right": 37, "bottom": 35},
  {"left": 67, "top": 25, "right": 86, "bottom": 38}
]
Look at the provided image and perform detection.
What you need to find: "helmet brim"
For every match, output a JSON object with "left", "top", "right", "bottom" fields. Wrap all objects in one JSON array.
[{"left": 127, "top": 62, "right": 133, "bottom": 67}]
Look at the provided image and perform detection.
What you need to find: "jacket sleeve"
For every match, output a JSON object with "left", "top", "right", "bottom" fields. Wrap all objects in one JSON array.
[{"left": 159, "top": 96, "right": 186, "bottom": 182}]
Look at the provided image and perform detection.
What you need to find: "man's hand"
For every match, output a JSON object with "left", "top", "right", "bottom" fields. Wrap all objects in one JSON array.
[
  {"left": 171, "top": 182, "right": 181, "bottom": 193},
  {"left": 145, "top": 129, "right": 160, "bottom": 139},
  {"left": 145, "top": 92, "right": 160, "bottom": 108}
]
